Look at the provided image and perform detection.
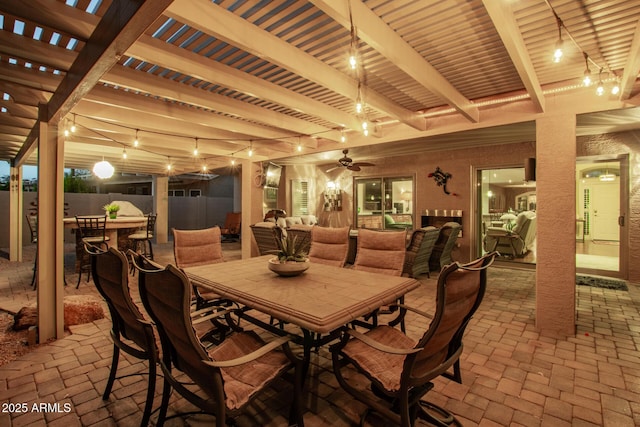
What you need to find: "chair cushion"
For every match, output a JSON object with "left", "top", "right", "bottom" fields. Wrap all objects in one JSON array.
[
  {"left": 209, "top": 332, "right": 291, "bottom": 410},
  {"left": 308, "top": 226, "right": 349, "bottom": 267},
  {"left": 285, "top": 216, "right": 303, "bottom": 228},
  {"left": 342, "top": 326, "right": 416, "bottom": 392},
  {"left": 129, "top": 232, "right": 153, "bottom": 240}
]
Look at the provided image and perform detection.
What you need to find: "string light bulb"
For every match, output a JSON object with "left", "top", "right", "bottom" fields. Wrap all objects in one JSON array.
[
  {"left": 582, "top": 52, "right": 592, "bottom": 86},
  {"left": 248, "top": 142, "right": 253, "bottom": 157},
  {"left": 340, "top": 128, "right": 346, "bottom": 143},
  {"left": 552, "top": 14, "right": 563, "bottom": 63},
  {"left": 355, "top": 82, "right": 363, "bottom": 114},
  {"left": 611, "top": 77, "right": 620, "bottom": 95},
  {"left": 70, "top": 114, "right": 77, "bottom": 133},
  {"left": 122, "top": 148, "right": 127, "bottom": 159},
  {"left": 231, "top": 158, "right": 236, "bottom": 166},
  {"left": 297, "top": 142, "right": 302, "bottom": 152},
  {"left": 193, "top": 137, "right": 199, "bottom": 156},
  {"left": 202, "top": 164, "right": 207, "bottom": 172},
  {"left": 133, "top": 129, "right": 139, "bottom": 147},
  {"left": 362, "top": 120, "right": 369, "bottom": 137},
  {"left": 596, "top": 69, "right": 604, "bottom": 96}
]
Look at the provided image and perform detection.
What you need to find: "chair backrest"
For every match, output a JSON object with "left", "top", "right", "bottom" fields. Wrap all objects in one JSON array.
[
  {"left": 222, "top": 212, "right": 242, "bottom": 234},
  {"left": 76, "top": 215, "right": 108, "bottom": 240},
  {"left": 514, "top": 211, "right": 536, "bottom": 246},
  {"left": 137, "top": 263, "right": 222, "bottom": 400},
  {"left": 250, "top": 222, "right": 282, "bottom": 256},
  {"left": 406, "top": 252, "right": 496, "bottom": 382},
  {"left": 26, "top": 214, "right": 37, "bottom": 243},
  {"left": 87, "top": 245, "right": 155, "bottom": 355},
  {"left": 144, "top": 213, "right": 157, "bottom": 238},
  {"left": 173, "top": 227, "right": 224, "bottom": 268},
  {"left": 429, "top": 222, "right": 462, "bottom": 271},
  {"left": 354, "top": 229, "right": 406, "bottom": 276},
  {"left": 403, "top": 227, "right": 440, "bottom": 277},
  {"left": 308, "top": 226, "right": 350, "bottom": 267}
]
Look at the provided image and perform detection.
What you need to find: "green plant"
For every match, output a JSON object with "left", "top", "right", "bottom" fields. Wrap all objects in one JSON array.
[
  {"left": 103, "top": 203, "right": 120, "bottom": 213},
  {"left": 274, "top": 235, "right": 308, "bottom": 262}
]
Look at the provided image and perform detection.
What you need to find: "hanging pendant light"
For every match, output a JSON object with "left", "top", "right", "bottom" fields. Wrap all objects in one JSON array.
[{"left": 93, "top": 159, "right": 114, "bottom": 179}]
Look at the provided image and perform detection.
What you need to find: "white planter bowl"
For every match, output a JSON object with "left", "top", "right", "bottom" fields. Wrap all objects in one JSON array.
[{"left": 268, "top": 258, "right": 310, "bottom": 277}]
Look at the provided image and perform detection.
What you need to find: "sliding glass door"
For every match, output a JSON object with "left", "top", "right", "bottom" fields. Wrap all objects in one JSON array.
[{"left": 354, "top": 176, "right": 414, "bottom": 230}]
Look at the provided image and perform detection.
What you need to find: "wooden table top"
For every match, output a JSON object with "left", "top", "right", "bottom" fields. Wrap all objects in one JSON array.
[{"left": 185, "top": 255, "right": 420, "bottom": 334}]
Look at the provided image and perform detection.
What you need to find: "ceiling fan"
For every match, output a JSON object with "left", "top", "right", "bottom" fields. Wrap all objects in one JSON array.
[{"left": 326, "top": 149, "right": 375, "bottom": 172}]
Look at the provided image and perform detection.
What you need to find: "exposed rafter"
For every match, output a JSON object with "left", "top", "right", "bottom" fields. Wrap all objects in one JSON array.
[
  {"left": 482, "top": 0, "right": 544, "bottom": 112},
  {"left": 310, "top": 0, "right": 478, "bottom": 123}
]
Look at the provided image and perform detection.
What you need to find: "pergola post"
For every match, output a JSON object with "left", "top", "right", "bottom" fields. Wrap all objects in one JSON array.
[
  {"left": 37, "top": 107, "right": 65, "bottom": 341},
  {"left": 153, "top": 175, "right": 168, "bottom": 244},
  {"left": 535, "top": 113, "right": 576, "bottom": 337},
  {"left": 8, "top": 166, "right": 23, "bottom": 262}
]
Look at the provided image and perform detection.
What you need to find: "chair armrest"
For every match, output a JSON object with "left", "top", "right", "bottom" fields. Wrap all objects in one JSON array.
[
  {"left": 485, "top": 227, "right": 510, "bottom": 236},
  {"left": 388, "top": 303, "right": 433, "bottom": 319},
  {"left": 203, "top": 335, "right": 293, "bottom": 367},
  {"left": 345, "top": 329, "right": 421, "bottom": 355}
]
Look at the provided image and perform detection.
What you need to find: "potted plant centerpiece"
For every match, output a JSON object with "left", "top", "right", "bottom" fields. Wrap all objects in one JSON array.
[
  {"left": 103, "top": 203, "right": 120, "bottom": 219},
  {"left": 268, "top": 235, "right": 310, "bottom": 277}
]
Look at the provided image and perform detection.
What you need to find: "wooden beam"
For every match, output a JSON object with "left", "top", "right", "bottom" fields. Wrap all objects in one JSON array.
[
  {"left": 128, "top": 36, "right": 364, "bottom": 132},
  {"left": 310, "top": 0, "right": 477, "bottom": 123},
  {"left": 482, "top": 0, "right": 544, "bottom": 112},
  {"left": 0, "top": 31, "right": 76, "bottom": 71},
  {"left": 620, "top": 19, "right": 640, "bottom": 100},
  {"left": 168, "top": 0, "right": 425, "bottom": 130},
  {"left": 102, "top": 66, "right": 340, "bottom": 143}
]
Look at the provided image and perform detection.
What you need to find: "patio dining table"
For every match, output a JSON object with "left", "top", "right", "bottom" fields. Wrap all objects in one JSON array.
[{"left": 185, "top": 254, "right": 419, "bottom": 375}]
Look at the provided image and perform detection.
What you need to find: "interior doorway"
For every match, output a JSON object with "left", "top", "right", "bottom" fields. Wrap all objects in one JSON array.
[{"left": 576, "top": 157, "right": 626, "bottom": 278}]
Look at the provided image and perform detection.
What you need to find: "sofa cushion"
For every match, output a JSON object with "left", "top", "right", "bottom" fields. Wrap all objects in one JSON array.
[{"left": 285, "top": 216, "right": 303, "bottom": 227}]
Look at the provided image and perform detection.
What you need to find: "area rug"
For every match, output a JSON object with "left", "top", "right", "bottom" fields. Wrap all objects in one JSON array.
[{"left": 576, "top": 274, "right": 628, "bottom": 291}]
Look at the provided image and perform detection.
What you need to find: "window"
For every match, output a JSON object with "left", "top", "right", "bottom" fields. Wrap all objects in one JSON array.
[
  {"left": 169, "top": 189, "right": 185, "bottom": 197},
  {"left": 189, "top": 189, "right": 201, "bottom": 197},
  {"left": 354, "top": 176, "right": 414, "bottom": 230},
  {"left": 291, "top": 180, "right": 309, "bottom": 216}
]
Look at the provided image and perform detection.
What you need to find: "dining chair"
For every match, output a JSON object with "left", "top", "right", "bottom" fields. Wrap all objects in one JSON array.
[
  {"left": 402, "top": 226, "right": 440, "bottom": 278},
  {"left": 136, "top": 262, "right": 303, "bottom": 427},
  {"left": 286, "top": 225, "right": 313, "bottom": 256},
  {"left": 331, "top": 252, "right": 497, "bottom": 427},
  {"left": 84, "top": 244, "right": 158, "bottom": 427},
  {"left": 249, "top": 222, "right": 283, "bottom": 256},
  {"left": 308, "top": 226, "right": 350, "bottom": 267},
  {"left": 128, "top": 213, "right": 157, "bottom": 262},
  {"left": 353, "top": 228, "right": 407, "bottom": 276},
  {"left": 219, "top": 212, "right": 242, "bottom": 242},
  {"left": 172, "top": 227, "right": 225, "bottom": 307},
  {"left": 26, "top": 214, "right": 38, "bottom": 289},
  {"left": 429, "top": 222, "right": 462, "bottom": 272},
  {"left": 75, "top": 215, "right": 110, "bottom": 288}
]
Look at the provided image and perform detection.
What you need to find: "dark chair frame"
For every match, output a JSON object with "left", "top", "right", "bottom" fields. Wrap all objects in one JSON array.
[
  {"left": 129, "top": 213, "right": 157, "bottom": 260},
  {"left": 219, "top": 212, "right": 242, "bottom": 242},
  {"left": 75, "top": 215, "right": 109, "bottom": 288},
  {"left": 134, "top": 261, "right": 304, "bottom": 427},
  {"left": 85, "top": 244, "right": 158, "bottom": 427},
  {"left": 26, "top": 214, "right": 38, "bottom": 289},
  {"left": 331, "top": 252, "right": 497, "bottom": 427}
]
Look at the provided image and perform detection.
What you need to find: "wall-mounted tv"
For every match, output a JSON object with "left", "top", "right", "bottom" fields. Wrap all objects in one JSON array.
[{"left": 263, "top": 162, "right": 282, "bottom": 188}]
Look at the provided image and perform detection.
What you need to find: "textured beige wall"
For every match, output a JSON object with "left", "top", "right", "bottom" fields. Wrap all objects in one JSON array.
[
  {"left": 287, "top": 140, "right": 536, "bottom": 263},
  {"left": 536, "top": 115, "right": 577, "bottom": 336}
]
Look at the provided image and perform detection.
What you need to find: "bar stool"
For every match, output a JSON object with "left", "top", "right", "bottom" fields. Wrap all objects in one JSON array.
[
  {"left": 128, "top": 213, "right": 157, "bottom": 272},
  {"left": 75, "top": 215, "right": 109, "bottom": 288}
]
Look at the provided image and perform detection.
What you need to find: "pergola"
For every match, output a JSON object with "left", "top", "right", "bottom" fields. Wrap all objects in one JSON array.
[{"left": 1, "top": 0, "right": 640, "bottom": 341}]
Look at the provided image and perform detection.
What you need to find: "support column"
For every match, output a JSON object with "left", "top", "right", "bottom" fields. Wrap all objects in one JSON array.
[
  {"left": 241, "top": 159, "right": 252, "bottom": 260},
  {"left": 153, "top": 176, "right": 168, "bottom": 244},
  {"left": 9, "top": 166, "right": 23, "bottom": 262},
  {"left": 535, "top": 114, "right": 576, "bottom": 337},
  {"left": 37, "top": 108, "right": 65, "bottom": 341}
]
